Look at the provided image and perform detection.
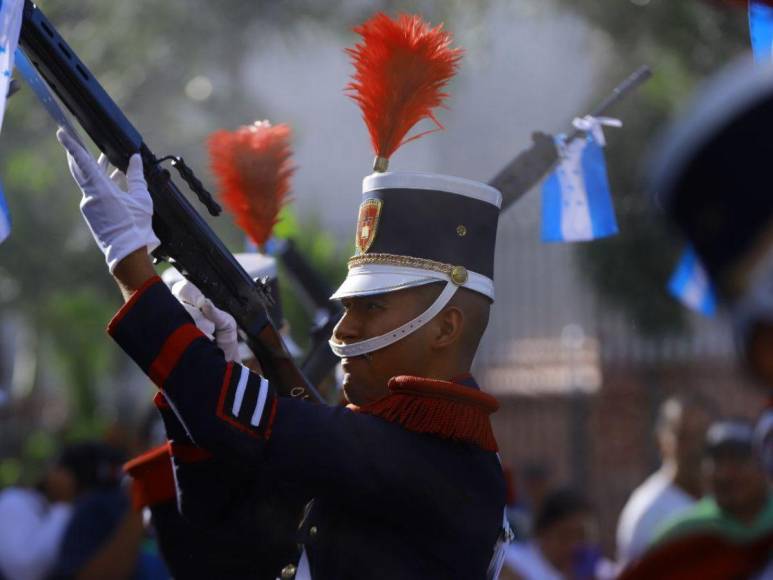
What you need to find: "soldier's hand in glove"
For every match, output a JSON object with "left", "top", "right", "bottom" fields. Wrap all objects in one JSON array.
[
  {"left": 170, "top": 279, "right": 241, "bottom": 362},
  {"left": 56, "top": 128, "right": 160, "bottom": 272}
]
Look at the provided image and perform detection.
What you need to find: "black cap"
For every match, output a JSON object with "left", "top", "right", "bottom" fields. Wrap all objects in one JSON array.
[{"left": 705, "top": 419, "right": 755, "bottom": 456}]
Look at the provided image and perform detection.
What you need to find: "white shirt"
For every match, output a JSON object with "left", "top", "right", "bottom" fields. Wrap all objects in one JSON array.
[
  {"left": 616, "top": 469, "right": 695, "bottom": 564},
  {"left": 0, "top": 488, "right": 73, "bottom": 580},
  {"left": 503, "top": 541, "right": 563, "bottom": 580}
]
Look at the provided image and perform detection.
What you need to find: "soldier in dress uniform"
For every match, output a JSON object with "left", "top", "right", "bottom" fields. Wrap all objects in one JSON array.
[
  {"left": 55, "top": 12, "right": 510, "bottom": 580},
  {"left": 619, "top": 56, "right": 773, "bottom": 579}
]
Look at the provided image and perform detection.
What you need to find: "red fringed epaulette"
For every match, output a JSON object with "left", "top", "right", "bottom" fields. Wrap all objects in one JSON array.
[
  {"left": 123, "top": 443, "right": 176, "bottom": 511},
  {"left": 349, "top": 375, "right": 499, "bottom": 451}
]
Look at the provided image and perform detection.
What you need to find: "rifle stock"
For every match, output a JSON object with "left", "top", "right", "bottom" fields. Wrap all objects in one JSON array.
[{"left": 19, "top": 0, "right": 322, "bottom": 403}]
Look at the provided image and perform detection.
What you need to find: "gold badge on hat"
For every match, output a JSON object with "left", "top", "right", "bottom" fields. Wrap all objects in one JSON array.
[{"left": 356, "top": 198, "right": 382, "bottom": 254}]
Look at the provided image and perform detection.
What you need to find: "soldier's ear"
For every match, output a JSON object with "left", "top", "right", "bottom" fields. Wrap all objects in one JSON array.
[{"left": 431, "top": 306, "right": 464, "bottom": 350}]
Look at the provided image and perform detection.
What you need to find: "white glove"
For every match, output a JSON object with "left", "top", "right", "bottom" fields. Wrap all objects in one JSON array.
[
  {"left": 170, "top": 279, "right": 241, "bottom": 362},
  {"left": 56, "top": 128, "right": 160, "bottom": 272}
]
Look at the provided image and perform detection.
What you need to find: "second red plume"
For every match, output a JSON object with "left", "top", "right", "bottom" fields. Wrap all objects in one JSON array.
[{"left": 208, "top": 121, "right": 294, "bottom": 247}]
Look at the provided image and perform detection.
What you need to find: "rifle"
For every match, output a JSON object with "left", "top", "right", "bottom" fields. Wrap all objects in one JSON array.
[
  {"left": 489, "top": 65, "right": 652, "bottom": 209},
  {"left": 18, "top": 0, "right": 323, "bottom": 403}
]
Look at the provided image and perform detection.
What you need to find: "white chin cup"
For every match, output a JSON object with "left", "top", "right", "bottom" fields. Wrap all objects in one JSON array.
[{"left": 329, "top": 282, "right": 458, "bottom": 358}]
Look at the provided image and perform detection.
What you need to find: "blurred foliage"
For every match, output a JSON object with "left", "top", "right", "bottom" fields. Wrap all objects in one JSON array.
[
  {"left": 555, "top": 0, "right": 749, "bottom": 336},
  {"left": 274, "top": 207, "right": 349, "bottom": 350}
]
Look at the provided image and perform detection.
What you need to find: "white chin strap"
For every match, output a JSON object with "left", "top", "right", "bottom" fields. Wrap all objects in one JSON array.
[{"left": 329, "top": 281, "right": 459, "bottom": 358}]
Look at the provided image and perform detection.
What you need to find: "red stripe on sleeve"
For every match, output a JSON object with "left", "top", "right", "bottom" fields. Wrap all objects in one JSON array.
[
  {"left": 107, "top": 275, "right": 163, "bottom": 334},
  {"left": 214, "top": 363, "right": 261, "bottom": 439},
  {"left": 215, "top": 362, "right": 235, "bottom": 418},
  {"left": 149, "top": 323, "right": 206, "bottom": 387},
  {"left": 263, "top": 397, "right": 278, "bottom": 440}
]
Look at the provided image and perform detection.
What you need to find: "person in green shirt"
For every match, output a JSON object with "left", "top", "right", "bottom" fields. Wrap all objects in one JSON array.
[{"left": 653, "top": 419, "right": 773, "bottom": 546}]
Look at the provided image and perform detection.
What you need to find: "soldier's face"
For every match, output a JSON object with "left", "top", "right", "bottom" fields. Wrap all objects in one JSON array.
[{"left": 333, "top": 286, "right": 439, "bottom": 406}]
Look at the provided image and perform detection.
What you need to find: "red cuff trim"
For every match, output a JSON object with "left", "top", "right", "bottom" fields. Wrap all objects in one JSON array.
[
  {"left": 149, "top": 323, "right": 206, "bottom": 387},
  {"left": 107, "top": 276, "right": 163, "bottom": 334},
  {"left": 123, "top": 443, "right": 175, "bottom": 510},
  {"left": 170, "top": 442, "right": 214, "bottom": 463}
]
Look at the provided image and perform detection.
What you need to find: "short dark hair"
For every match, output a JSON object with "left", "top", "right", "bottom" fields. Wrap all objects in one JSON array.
[
  {"left": 533, "top": 488, "right": 591, "bottom": 535},
  {"left": 57, "top": 441, "right": 125, "bottom": 492}
]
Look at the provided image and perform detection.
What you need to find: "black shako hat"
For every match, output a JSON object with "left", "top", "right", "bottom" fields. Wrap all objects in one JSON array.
[
  {"left": 650, "top": 57, "right": 773, "bottom": 301},
  {"left": 331, "top": 172, "right": 502, "bottom": 302}
]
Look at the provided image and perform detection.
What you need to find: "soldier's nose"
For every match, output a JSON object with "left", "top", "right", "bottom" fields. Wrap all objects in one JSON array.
[{"left": 333, "top": 311, "right": 360, "bottom": 344}]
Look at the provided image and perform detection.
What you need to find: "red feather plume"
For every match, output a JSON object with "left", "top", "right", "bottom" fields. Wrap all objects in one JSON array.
[
  {"left": 346, "top": 13, "right": 463, "bottom": 161},
  {"left": 207, "top": 121, "right": 294, "bottom": 246}
]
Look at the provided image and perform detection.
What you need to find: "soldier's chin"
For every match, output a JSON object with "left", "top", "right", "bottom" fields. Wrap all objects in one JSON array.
[
  {"left": 341, "top": 374, "right": 375, "bottom": 406},
  {"left": 342, "top": 382, "right": 363, "bottom": 406}
]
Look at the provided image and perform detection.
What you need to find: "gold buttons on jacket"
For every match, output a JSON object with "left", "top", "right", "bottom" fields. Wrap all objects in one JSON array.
[
  {"left": 456, "top": 224, "right": 467, "bottom": 237},
  {"left": 310, "top": 525, "right": 318, "bottom": 537},
  {"left": 280, "top": 564, "right": 297, "bottom": 579}
]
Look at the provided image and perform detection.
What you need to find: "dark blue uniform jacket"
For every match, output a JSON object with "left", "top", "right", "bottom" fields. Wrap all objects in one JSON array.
[{"left": 109, "top": 277, "right": 505, "bottom": 579}]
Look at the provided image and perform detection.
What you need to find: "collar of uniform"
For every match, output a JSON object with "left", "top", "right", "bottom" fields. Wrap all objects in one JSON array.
[{"left": 348, "top": 375, "right": 499, "bottom": 451}]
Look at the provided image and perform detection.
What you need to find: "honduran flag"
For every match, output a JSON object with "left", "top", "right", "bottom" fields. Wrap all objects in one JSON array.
[
  {"left": 668, "top": 245, "right": 717, "bottom": 317},
  {"left": 0, "top": 0, "right": 22, "bottom": 132},
  {"left": 541, "top": 127, "right": 619, "bottom": 243},
  {"left": 0, "top": 180, "right": 10, "bottom": 243},
  {"left": 0, "top": 0, "right": 22, "bottom": 244},
  {"left": 750, "top": 0, "right": 773, "bottom": 61}
]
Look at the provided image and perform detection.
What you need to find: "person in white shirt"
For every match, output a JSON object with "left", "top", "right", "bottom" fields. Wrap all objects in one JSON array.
[
  {"left": 0, "top": 461, "right": 75, "bottom": 580},
  {"left": 616, "top": 393, "right": 714, "bottom": 565}
]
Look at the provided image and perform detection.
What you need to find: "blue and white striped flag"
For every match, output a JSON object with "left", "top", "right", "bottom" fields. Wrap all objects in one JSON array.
[
  {"left": 0, "top": 0, "right": 22, "bottom": 244},
  {"left": 541, "top": 117, "right": 619, "bottom": 243},
  {"left": 0, "top": 0, "right": 23, "bottom": 133},
  {"left": 668, "top": 245, "right": 717, "bottom": 317},
  {"left": 750, "top": 1, "right": 773, "bottom": 62},
  {"left": 0, "top": 179, "right": 10, "bottom": 243}
]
